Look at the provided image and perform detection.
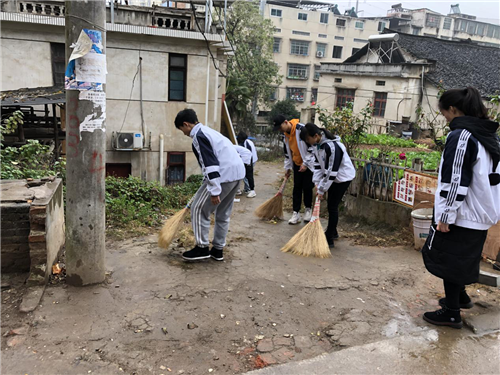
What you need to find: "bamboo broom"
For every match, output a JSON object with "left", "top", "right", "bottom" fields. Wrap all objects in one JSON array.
[
  {"left": 254, "top": 176, "right": 289, "bottom": 220},
  {"left": 281, "top": 197, "right": 331, "bottom": 258},
  {"left": 158, "top": 195, "right": 195, "bottom": 249}
]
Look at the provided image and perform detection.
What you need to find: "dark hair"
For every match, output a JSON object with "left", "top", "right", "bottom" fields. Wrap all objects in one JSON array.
[
  {"left": 174, "top": 108, "right": 199, "bottom": 129},
  {"left": 438, "top": 87, "right": 489, "bottom": 119},
  {"left": 300, "top": 123, "right": 335, "bottom": 144},
  {"left": 236, "top": 131, "right": 248, "bottom": 144}
]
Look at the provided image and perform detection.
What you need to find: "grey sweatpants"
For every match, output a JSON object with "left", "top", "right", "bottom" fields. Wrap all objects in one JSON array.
[{"left": 191, "top": 180, "right": 241, "bottom": 249}]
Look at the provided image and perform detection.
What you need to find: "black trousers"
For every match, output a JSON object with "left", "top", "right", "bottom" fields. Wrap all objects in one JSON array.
[
  {"left": 292, "top": 163, "right": 313, "bottom": 212},
  {"left": 245, "top": 164, "right": 255, "bottom": 191},
  {"left": 325, "top": 181, "right": 351, "bottom": 240},
  {"left": 444, "top": 280, "right": 467, "bottom": 310}
]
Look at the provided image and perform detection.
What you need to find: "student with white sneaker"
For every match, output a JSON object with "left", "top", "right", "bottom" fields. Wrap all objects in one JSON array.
[
  {"left": 236, "top": 131, "right": 258, "bottom": 198},
  {"left": 273, "top": 115, "right": 314, "bottom": 224}
]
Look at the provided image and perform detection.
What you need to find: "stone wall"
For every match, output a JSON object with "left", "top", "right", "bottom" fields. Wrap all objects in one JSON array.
[{"left": 1, "top": 202, "right": 31, "bottom": 272}]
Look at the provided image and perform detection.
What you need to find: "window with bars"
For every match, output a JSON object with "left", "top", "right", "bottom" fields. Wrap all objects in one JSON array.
[
  {"left": 373, "top": 92, "right": 387, "bottom": 117},
  {"left": 169, "top": 54, "right": 187, "bottom": 101},
  {"left": 443, "top": 17, "right": 452, "bottom": 30},
  {"left": 355, "top": 21, "right": 364, "bottom": 29},
  {"left": 311, "top": 88, "right": 318, "bottom": 104},
  {"left": 376, "top": 80, "right": 386, "bottom": 86},
  {"left": 275, "top": 28, "right": 281, "bottom": 33},
  {"left": 320, "top": 13, "right": 329, "bottom": 24},
  {"left": 313, "top": 65, "right": 321, "bottom": 80},
  {"left": 287, "top": 87, "right": 306, "bottom": 102},
  {"left": 167, "top": 152, "right": 186, "bottom": 184},
  {"left": 378, "top": 21, "right": 386, "bottom": 32},
  {"left": 287, "top": 64, "right": 309, "bottom": 79},
  {"left": 271, "top": 8, "right": 282, "bottom": 17},
  {"left": 273, "top": 38, "right": 281, "bottom": 53},
  {"left": 425, "top": 14, "right": 441, "bottom": 28},
  {"left": 292, "top": 30, "right": 311, "bottom": 36},
  {"left": 336, "top": 18, "right": 346, "bottom": 27},
  {"left": 316, "top": 43, "right": 327, "bottom": 57},
  {"left": 332, "top": 45, "right": 343, "bottom": 59},
  {"left": 290, "top": 40, "right": 309, "bottom": 56},
  {"left": 334, "top": 78, "right": 342, "bottom": 83},
  {"left": 51, "top": 43, "right": 65, "bottom": 86},
  {"left": 336, "top": 88, "right": 355, "bottom": 108},
  {"left": 298, "top": 13, "right": 308, "bottom": 21}
]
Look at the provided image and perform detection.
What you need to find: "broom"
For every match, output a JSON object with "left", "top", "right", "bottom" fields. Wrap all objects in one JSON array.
[
  {"left": 254, "top": 176, "right": 289, "bottom": 220},
  {"left": 158, "top": 195, "right": 195, "bottom": 249},
  {"left": 281, "top": 196, "right": 331, "bottom": 258}
]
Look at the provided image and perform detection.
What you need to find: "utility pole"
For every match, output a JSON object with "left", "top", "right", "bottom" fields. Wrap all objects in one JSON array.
[{"left": 65, "top": 0, "right": 106, "bottom": 286}]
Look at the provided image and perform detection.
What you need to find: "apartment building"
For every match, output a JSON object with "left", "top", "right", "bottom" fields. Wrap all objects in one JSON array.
[{"left": 263, "top": 1, "right": 388, "bottom": 112}]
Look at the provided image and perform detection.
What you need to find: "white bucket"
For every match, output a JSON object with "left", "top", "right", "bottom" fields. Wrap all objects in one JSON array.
[{"left": 411, "top": 208, "right": 433, "bottom": 250}]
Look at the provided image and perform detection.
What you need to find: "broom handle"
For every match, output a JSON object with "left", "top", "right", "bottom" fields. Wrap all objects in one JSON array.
[
  {"left": 276, "top": 176, "right": 289, "bottom": 196},
  {"left": 185, "top": 195, "right": 196, "bottom": 209},
  {"left": 311, "top": 196, "right": 321, "bottom": 221}
]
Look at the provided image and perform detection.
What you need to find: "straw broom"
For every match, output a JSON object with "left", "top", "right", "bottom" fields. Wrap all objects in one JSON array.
[
  {"left": 158, "top": 195, "right": 195, "bottom": 249},
  {"left": 281, "top": 197, "right": 331, "bottom": 258},
  {"left": 254, "top": 176, "right": 289, "bottom": 220}
]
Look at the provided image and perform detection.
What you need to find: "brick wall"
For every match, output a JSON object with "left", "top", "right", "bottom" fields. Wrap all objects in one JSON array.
[{"left": 1, "top": 203, "right": 31, "bottom": 272}]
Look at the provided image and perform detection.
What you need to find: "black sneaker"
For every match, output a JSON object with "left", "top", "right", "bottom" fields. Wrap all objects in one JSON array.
[
  {"left": 325, "top": 234, "right": 335, "bottom": 248},
  {"left": 182, "top": 246, "right": 210, "bottom": 261},
  {"left": 423, "top": 307, "right": 462, "bottom": 329},
  {"left": 438, "top": 298, "right": 474, "bottom": 309},
  {"left": 210, "top": 247, "right": 224, "bottom": 261}
]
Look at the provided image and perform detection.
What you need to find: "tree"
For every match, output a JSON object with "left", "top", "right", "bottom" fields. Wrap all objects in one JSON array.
[
  {"left": 225, "top": 1, "right": 282, "bottom": 121},
  {"left": 224, "top": 75, "right": 255, "bottom": 133},
  {"left": 268, "top": 99, "right": 301, "bottom": 124}
]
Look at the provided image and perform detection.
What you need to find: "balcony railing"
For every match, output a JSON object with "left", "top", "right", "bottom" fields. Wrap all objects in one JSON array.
[
  {"left": 19, "top": 1, "right": 65, "bottom": 17},
  {"left": 152, "top": 16, "right": 191, "bottom": 31}
]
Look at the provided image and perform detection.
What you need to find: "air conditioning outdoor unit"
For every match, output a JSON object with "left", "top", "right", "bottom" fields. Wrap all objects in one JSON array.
[
  {"left": 115, "top": 131, "right": 143, "bottom": 150},
  {"left": 316, "top": 51, "right": 324, "bottom": 58}
]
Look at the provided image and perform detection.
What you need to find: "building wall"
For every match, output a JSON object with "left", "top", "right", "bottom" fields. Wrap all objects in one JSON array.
[
  {"left": 264, "top": 4, "right": 387, "bottom": 112},
  {"left": 1, "top": 21, "right": 226, "bottom": 183}
]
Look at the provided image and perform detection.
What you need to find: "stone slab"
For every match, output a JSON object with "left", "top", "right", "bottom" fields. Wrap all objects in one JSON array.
[
  {"left": 478, "top": 270, "right": 500, "bottom": 287},
  {"left": 464, "top": 311, "right": 500, "bottom": 335},
  {"left": 19, "top": 285, "right": 46, "bottom": 313},
  {"left": 0, "top": 180, "right": 33, "bottom": 202}
]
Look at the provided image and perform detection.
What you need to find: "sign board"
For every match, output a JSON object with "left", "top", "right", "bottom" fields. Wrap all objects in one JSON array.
[{"left": 393, "top": 170, "right": 438, "bottom": 208}]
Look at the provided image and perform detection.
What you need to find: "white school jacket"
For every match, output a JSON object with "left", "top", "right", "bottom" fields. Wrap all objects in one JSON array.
[
  {"left": 243, "top": 139, "right": 258, "bottom": 164},
  {"left": 311, "top": 136, "right": 356, "bottom": 195},
  {"left": 283, "top": 123, "right": 315, "bottom": 171},
  {"left": 190, "top": 123, "right": 245, "bottom": 196},
  {"left": 234, "top": 145, "right": 252, "bottom": 166}
]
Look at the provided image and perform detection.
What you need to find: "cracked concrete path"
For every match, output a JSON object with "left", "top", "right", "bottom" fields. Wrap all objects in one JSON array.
[{"left": 2, "top": 162, "right": 499, "bottom": 375}]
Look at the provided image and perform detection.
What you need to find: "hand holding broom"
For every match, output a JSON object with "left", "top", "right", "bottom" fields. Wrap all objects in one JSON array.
[
  {"left": 281, "top": 196, "right": 331, "bottom": 258},
  {"left": 158, "top": 195, "right": 195, "bottom": 249},
  {"left": 254, "top": 176, "right": 289, "bottom": 220}
]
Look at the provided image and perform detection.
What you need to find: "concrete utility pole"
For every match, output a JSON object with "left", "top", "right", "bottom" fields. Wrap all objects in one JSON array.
[{"left": 65, "top": 0, "right": 106, "bottom": 286}]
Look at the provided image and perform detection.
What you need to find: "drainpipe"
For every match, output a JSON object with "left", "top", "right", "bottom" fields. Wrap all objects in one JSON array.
[
  {"left": 139, "top": 56, "right": 146, "bottom": 147},
  {"left": 419, "top": 65, "right": 425, "bottom": 108},
  {"left": 110, "top": 0, "right": 115, "bottom": 24},
  {"left": 205, "top": 53, "right": 210, "bottom": 126},
  {"left": 213, "top": 60, "right": 219, "bottom": 127},
  {"left": 159, "top": 134, "right": 165, "bottom": 185},
  {"left": 397, "top": 98, "right": 410, "bottom": 121}
]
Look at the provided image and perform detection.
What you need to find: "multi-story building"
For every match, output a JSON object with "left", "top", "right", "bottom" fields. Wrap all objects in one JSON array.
[
  {"left": 386, "top": 3, "right": 500, "bottom": 47},
  {"left": 263, "top": 0, "right": 388, "bottom": 112}
]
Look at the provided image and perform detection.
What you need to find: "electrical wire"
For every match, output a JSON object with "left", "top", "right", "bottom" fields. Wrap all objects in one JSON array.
[{"left": 118, "top": 59, "right": 140, "bottom": 136}]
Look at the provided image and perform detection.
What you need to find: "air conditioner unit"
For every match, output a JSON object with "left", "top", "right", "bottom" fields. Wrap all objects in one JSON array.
[
  {"left": 316, "top": 51, "right": 324, "bottom": 58},
  {"left": 115, "top": 132, "right": 143, "bottom": 150}
]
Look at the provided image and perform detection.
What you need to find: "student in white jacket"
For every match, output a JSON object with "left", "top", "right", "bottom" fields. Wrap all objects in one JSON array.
[
  {"left": 175, "top": 109, "right": 245, "bottom": 262},
  {"left": 236, "top": 131, "right": 258, "bottom": 198},
  {"left": 300, "top": 123, "right": 356, "bottom": 247},
  {"left": 421, "top": 87, "right": 500, "bottom": 329}
]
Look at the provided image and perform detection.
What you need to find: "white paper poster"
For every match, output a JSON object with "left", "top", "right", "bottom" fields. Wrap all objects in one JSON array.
[
  {"left": 75, "top": 53, "right": 107, "bottom": 84},
  {"left": 78, "top": 91, "right": 106, "bottom": 134}
]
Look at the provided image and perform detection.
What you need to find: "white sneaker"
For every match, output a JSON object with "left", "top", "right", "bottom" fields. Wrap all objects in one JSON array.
[
  {"left": 303, "top": 208, "right": 312, "bottom": 222},
  {"left": 236, "top": 190, "right": 242, "bottom": 196},
  {"left": 247, "top": 190, "right": 256, "bottom": 198},
  {"left": 288, "top": 211, "right": 302, "bottom": 225}
]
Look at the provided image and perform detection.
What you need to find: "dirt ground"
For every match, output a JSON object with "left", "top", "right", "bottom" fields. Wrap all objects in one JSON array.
[{"left": 2, "top": 162, "right": 499, "bottom": 375}]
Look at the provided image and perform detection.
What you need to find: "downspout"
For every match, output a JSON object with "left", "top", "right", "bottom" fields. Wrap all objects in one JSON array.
[
  {"left": 139, "top": 56, "right": 146, "bottom": 146},
  {"left": 419, "top": 65, "right": 425, "bottom": 108},
  {"left": 205, "top": 53, "right": 210, "bottom": 126},
  {"left": 159, "top": 134, "right": 165, "bottom": 185},
  {"left": 213, "top": 59, "right": 219, "bottom": 128},
  {"left": 111, "top": 0, "right": 115, "bottom": 24}
]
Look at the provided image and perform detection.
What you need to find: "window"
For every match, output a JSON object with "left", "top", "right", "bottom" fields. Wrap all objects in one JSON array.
[
  {"left": 441, "top": 36, "right": 451, "bottom": 40},
  {"left": 298, "top": 13, "right": 308, "bottom": 21},
  {"left": 318, "top": 34, "right": 328, "bottom": 38},
  {"left": 311, "top": 88, "right": 318, "bottom": 104},
  {"left": 494, "top": 26, "right": 500, "bottom": 39},
  {"left": 477, "top": 23, "right": 485, "bottom": 36},
  {"left": 287, "top": 64, "right": 309, "bottom": 79},
  {"left": 271, "top": 8, "right": 282, "bottom": 17},
  {"left": 413, "top": 28, "right": 420, "bottom": 35},
  {"left": 353, "top": 38, "right": 368, "bottom": 43},
  {"left": 320, "top": 13, "right": 329, "bottom": 24},
  {"left": 378, "top": 21, "right": 386, "bottom": 32},
  {"left": 316, "top": 43, "right": 327, "bottom": 57},
  {"left": 287, "top": 87, "right": 306, "bottom": 102},
  {"left": 334, "top": 36, "right": 344, "bottom": 40},
  {"left": 486, "top": 25, "right": 494, "bottom": 38},
  {"left": 167, "top": 152, "right": 186, "bottom": 185},
  {"left": 314, "top": 65, "right": 321, "bottom": 80},
  {"left": 51, "top": 43, "right": 65, "bottom": 86},
  {"left": 290, "top": 40, "right": 310, "bottom": 56},
  {"left": 169, "top": 54, "right": 187, "bottom": 101},
  {"left": 376, "top": 80, "right": 386, "bottom": 86},
  {"left": 467, "top": 22, "right": 477, "bottom": 34},
  {"left": 336, "top": 88, "right": 355, "bottom": 108},
  {"left": 106, "top": 163, "right": 131, "bottom": 178},
  {"left": 270, "top": 88, "right": 278, "bottom": 101},
  {"left": 443, "top": 17, "right": 452, "bottom": 30},
  {"left": 355, "top": 21, "right": 364, "bottom": 30},
  {"left": 425, "top": 14, "right": 441, "bottom": 28},
  {"left": 273, "top": 38, "right": 281, "bottom": 53},
  {"left": 332, "top": 45, "right": 343, "bottom": 59},
  {"left": 275, "top": 28, "right": 281, "bottom": 33},
  {"left": 334, "top": 78, "right": 342, "bottom": 83},
  {"left": 336, "top": 18, "right": 346, "bottom": 27},
  {"left": 292, "top": 30, "right": 311, "bottom": 36},
  {"left": 460, "top": 20, "right": 467, "bottom": 32},
  {"left": 352, "top": 48, "right": 360, "bottom": 55},
  {"left": 373, "top": 92, "right": 387, "bottom": 117}
]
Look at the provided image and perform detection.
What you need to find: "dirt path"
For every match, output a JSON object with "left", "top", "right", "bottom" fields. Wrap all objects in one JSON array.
[{"left": 2, "top": 162, "right": 499, "bottom": 375}]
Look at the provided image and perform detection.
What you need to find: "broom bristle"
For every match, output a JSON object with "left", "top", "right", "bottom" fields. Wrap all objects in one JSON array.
[
  {"left": 254, "top": 195, "right": 284, "bottom": 220},
  {"left": 158, "top": 208, "right": 189, "bottom": 249},
  {"left": 281, "top": 219, "right": 331, "bottom": 258}
]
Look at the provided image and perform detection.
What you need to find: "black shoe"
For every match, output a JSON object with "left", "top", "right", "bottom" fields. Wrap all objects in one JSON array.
[
  {"left": 438, "top": 298, "right": 474, "bottom": 309},
  {"left": 325, "top": 234, "right": 335, "bottom": 248},
  {"left": 182, "top": 246, "right": 210, "bottom": 261},
  {"left": 210, "top": 247, "right": 224, "bottom": 261},
  {"left": 423, "top": 307, "right": 462, "bottom": 329}
]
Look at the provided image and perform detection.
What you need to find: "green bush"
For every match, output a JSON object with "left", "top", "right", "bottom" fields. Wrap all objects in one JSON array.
[
  {"left": 358, "top": 148, "right": 441, "bottom": 171},
  {"left": 359, "top": 134, "right": 418, "bottom": 148}
]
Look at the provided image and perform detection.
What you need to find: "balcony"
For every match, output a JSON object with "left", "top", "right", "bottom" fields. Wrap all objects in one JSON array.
[{"left": 287, "top": 75, "right": 308, "bottom": 80}]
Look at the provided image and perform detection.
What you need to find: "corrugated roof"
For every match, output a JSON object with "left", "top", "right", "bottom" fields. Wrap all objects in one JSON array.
[{"left": 1, "top": 86, "right": 65, "bottom": 106}]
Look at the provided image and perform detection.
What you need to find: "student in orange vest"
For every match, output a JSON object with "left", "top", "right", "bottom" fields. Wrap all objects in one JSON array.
[{"left": 273, "top": 115, "right": 314, "bottom": 224}]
